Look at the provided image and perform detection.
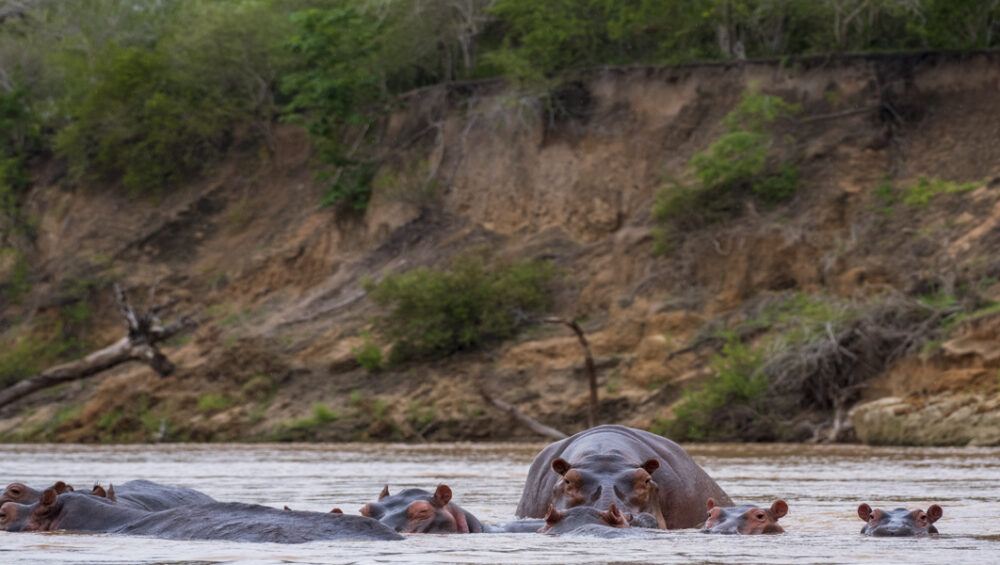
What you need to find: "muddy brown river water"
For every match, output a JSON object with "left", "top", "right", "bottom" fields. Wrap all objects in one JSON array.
[{"left": 1, "top": 442, "right": 998, "bottom": 564}]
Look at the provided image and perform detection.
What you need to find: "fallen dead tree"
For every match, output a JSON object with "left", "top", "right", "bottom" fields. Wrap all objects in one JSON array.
[
  {"left": 479, "top": 383, "right": 567, "bottom": 440},
  {"left": 0, "top": 284, "right": 196, "bottom": 410}
]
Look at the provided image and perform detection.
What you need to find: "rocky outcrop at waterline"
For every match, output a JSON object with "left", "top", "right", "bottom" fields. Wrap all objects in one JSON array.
[
  {"left": 3, "top": 51, "right": 1000, "bottom": 445},
  {"left": 851, "top": 394, "right": 1000, "bottom": 446}
]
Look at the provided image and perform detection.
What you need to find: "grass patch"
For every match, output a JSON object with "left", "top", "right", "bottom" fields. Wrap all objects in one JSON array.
[
  {"left": 352, "top": 332, "right": 383, "bottom": 372},
  {"left": 273, "top": 403, "right": 340, "bottom": 441},
  {"left": 902, "top": 177, "right": 978, "bottom": 207},
  {"left": 197, "top": 393, "right": 232, "bottom": 413}
]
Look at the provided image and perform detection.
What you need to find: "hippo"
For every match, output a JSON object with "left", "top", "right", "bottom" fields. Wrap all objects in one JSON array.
[
  {"left": 516, "top": 425, "right": 732, "bottom": 529},
  {"left": 89, "top": 479, "right": 216, "bottom": 511},
  {"left": 539, "top": 504, "right": 654, "bottom": 538},
  {"left": 857, "top": 503, "right": 942, "bottom": 536},
  {"left": 483, "top": 518, "right": 547, "bottom": 533},
  {"left": 1, "top": 488, "right": 403, "bottom": 542},
  {"left": 116, "top": 501, "right": 403, "bottom": 542},
  {"left": 1, "top": 489, "right": 146, "bottom": 533},
  {"left": 702, "top": 498, "right": 788, "bottom": 534},
  {"left": 360, "top": 484, "right": 485, "bottom": 533},
  {"left": 1, "top": 481, "right": 73, "bottom": 506}
]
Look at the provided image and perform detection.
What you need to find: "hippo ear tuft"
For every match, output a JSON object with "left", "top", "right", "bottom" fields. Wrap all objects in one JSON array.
[
  {"left": 640, "top": 459, "right": 660, "bottom": 474},
  {"left": 92, "top": 485, "right": 107, "bottom": 498},
  {"left": 926, "top": 504, "right": 943, "bottom": 523},
  {"left": 378, "top": 484, "right": 390, "bottom": 501},
  {"left": 432, "top": 484, "right": 453, "bottom": 507},
  {"left": 706, "top": 498, "right": 717, "bottom": 511},
  {"left": 543, "top": 504, "right": 563, "bottom": 525},
  {"left": 551, "top": 458, "right": 571, "bottom": 476},
  {"left": 857, "top": 503, "right": 873, "bottom": 521},
  {"left": 771, "top": 500, "right": 788, "bottom": 519}
]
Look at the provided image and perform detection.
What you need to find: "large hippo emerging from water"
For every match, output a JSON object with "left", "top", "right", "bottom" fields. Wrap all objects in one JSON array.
[
  {"left": 0, "top": 488, "right": 402, "bottom": 542},
  {"left": 515, "top": 425, "right": 732, "bottom": 529}
]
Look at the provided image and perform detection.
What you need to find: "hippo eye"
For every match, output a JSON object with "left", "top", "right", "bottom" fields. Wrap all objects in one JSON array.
[{"left": 756, "top": 513, "right": 765, "bottom": 520}]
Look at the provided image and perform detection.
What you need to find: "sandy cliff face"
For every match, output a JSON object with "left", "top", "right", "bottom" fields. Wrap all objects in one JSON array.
[{"left": 2, "top": 52, "right": 999, "bottom": 444}]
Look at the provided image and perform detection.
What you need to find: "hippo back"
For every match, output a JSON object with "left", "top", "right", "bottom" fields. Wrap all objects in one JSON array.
[
  {"left": 116, "top": 502, "right": 403, "bottom": 542},
  {"left": 515, "top": 425, "right": 731, "bottom": 529},
  {"left": 109, "top": 480, "right": 216, "bottom": 511}
]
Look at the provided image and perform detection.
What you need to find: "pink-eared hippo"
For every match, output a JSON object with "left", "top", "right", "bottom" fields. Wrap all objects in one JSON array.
[
  {"left": 0, "top": 488, "right": 403, "bottom": 542},
  {"left": 360, "top": 484, "right": 485, "bottom": 533},
  {"left": 515, "top": 425, "right": 732, "bottom": 529},
  {"left": 702, "top": 498, "right": 788, "bottom": 534},
  {"left": 858, "top": 503, "right": 942, "bottom": 536}
]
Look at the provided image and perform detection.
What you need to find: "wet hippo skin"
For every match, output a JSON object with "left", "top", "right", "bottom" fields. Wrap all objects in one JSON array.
[{"left": 516, "top": 425, "right": 732, "bottom": 529}]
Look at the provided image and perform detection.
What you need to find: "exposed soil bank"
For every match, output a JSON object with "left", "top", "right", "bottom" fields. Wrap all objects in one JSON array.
[{"left": 2, "top": 51, "right": 999, "bottom": 444}]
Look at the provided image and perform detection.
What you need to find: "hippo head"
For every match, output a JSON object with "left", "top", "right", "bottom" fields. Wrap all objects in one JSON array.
[
  {"left": 549, "top": 455, "right": 666, "bottom": 529},
  {"left": 702, "top": 498, "right": 788, "bottom": 535},
  {"left": 0, "top": 488, "right": 63, "bottom": 532},
  {"left": 538, "top": 503, "right": 629, "bottom": 534},
  {"left": 858, "top": 503, "right": 942, "bottom": 536},
  {"left": 360, "top": 484, "right": 473, "bottom": 534},
  {"left": 1, "top": 481, "right": 72, "bottom": 507}
]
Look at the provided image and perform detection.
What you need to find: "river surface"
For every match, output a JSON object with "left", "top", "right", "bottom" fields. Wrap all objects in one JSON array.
[{"left": 1, "top": 442, "right": 998, "bottom": 564}]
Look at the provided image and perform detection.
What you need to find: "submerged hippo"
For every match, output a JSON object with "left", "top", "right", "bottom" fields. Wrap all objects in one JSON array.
[
  {"left": 1, "top": 481, "right": 73, "bottom": 506},
  {"left": 857, "top": 503, "right": 942, "bottom": 536},
  {"left": 516, "top": 425, "right": 732, "bottom": 529},
  {"left": 539, "top": 504, "right": 655, "bottom": 538},
  {"left": 89, "top": 479, "right": 216, "bottom": 511},
  {"left": 360, "top": 484, "right": 484, "bottom": 533},
  {"left": 702, "top": 498, "right": 788, "bottom": 535},
  {"left": 1, "top": 488, "right": 402, "bottom": 542}
]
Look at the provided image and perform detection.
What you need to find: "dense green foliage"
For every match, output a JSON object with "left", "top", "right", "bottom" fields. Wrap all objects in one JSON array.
[
  {"left": 364, "top": 253, "right": 555, "bottom": 362},
  {"left": 0, "top": 0, "right": 997, "bottom": 212},
  {"left": 654, "top": 91, "right": 800, "bottom": 248}
]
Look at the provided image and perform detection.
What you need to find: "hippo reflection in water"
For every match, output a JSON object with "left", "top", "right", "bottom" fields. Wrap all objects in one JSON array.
[
  {"left": 858, "top": 503, "right": 942, "bottom": 536},
  {"left": 516, "top": 425, "right": 732, "bottom": 529},
  {"left": 0, "top": 488, "right": 402, "bottom": 542},
  {"left": 702, "top": 498, "right": 788, "bottom": 535},
  {"left": 360, "top": 484, "right": 485, "bottom": 533}
]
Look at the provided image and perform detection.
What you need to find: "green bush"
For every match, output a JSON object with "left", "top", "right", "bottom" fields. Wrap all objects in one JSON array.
[
  {"left": 654, "top": 337, "right": 766, "bottom": 441},
  {"left": 197, "top": 393, "right": 232, "bottom": 413},
  {"left": 365, "top": 253, "right": 555, "bottom": 362},
  {"left": 353, "top": 334, "right": 383, "bottom": 373},
  {"left": 654, "top": 91, "right": 801, "bottom": 246}
]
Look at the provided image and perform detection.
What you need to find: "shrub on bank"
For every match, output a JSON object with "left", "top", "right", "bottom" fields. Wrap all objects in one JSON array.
[{"left": 364, "top": 253, "right": 555, "bottom": 362}]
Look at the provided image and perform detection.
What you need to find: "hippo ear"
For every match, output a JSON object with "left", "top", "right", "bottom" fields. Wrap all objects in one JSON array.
[
  {"left": 432, "top": 484, "right": 452, "bottom": 508},
  {"left": 706, "top": 498, "right": 717, "bottom": 511},
  {"left": 92, "top": 485, "right": 107, "bottom": 498},
  {"left": 551, "top": 458, "right": 571, "bottom": 476},
  {"left": 330, "top": 508, "right": 343, "bottom": 514},
  {"left": 857, "top": 503, "right": 873, "bottom": 521},
  {"left": 40, "top": 489, "right": 57, "bottom": 509},
  {"left": 770, "top": 500, "right": 788, "bottom": 519},
  {"left": 360, "top": 503, "right": 373, "bottom": 517},
  {"left": 378, "top": 484, "right": 390, "bottom": 501},
  {"left": 640, "top": 459, "right": 660, "bottom": 475},
  {"left": 926, "top": 504, "right": 943, "bottom": 523},
  {"left": 53, "top": 481, "right": 70, "bottom": 494},
  {"left": 283, "top": 505, "right": 291, "bottom": 511},
  {"left": 107, "top": 484, "right": 116, "bottom": 502},
  {"left": 543, "top": 504, "right": 563, "bottom": 525}
]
